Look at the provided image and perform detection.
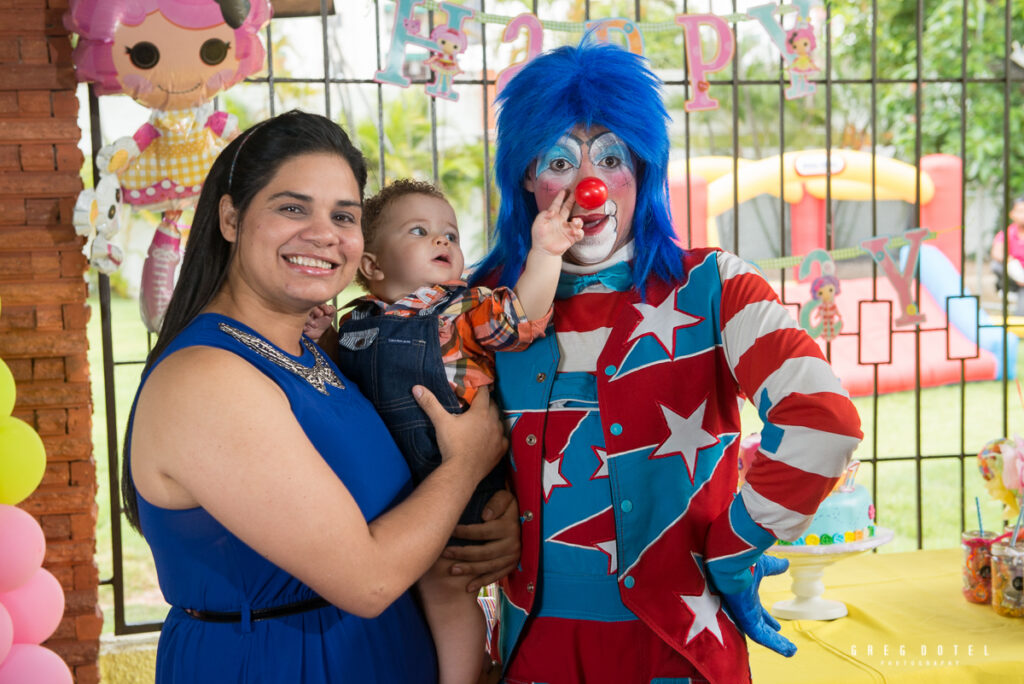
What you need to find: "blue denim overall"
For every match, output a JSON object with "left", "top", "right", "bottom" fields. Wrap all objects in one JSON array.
[{"left": 335, "top": 287, "right": 505, "bottom": 544}]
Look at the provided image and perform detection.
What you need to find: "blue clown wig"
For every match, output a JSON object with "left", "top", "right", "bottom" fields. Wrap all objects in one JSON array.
[{"left": 472, "top": 39, "right": 684, "bottom": 293}]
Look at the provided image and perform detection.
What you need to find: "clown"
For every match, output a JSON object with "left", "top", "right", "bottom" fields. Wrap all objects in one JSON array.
[
  {"left": 473, "top": 40, "right": 862, "bottom": 683},
  {"left": 65, "top": 0, "right": 271, "bottom": 331}
]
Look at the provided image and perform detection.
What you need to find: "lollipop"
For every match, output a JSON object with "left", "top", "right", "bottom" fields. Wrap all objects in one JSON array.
[{"left": 978, "top": 438, "right": 1023, "bottom": 521}]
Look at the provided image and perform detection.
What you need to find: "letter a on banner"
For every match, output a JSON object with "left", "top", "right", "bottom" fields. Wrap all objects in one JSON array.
[{"left": 861, "top": 228, "right": 929, "bottom": 328}]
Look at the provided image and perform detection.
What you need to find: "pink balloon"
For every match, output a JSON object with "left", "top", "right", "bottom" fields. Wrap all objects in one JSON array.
[
  {"left": 0, "top": 644, "right": 72, "bottom": 684},
  {"left": 0, "top": 505, "right": 45, "bottom": 592},
  {"left": 0, "top": 568, "right": 64, "bottom": 645},
  {"left": 0, "top": 603, "right": 11, "bottom": 666}
]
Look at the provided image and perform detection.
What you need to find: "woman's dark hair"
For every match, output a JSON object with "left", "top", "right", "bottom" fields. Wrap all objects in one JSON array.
[{"left": 122, "top": 110, "right": 367, "bottom": 530}]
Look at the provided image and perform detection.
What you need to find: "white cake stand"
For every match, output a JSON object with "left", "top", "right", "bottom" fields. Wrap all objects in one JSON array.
[{"left": 766, "top": 527, "right": 894, "bottom": 621}]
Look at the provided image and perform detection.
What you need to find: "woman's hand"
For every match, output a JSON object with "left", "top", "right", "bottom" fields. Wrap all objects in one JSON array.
[
  {"left": 442, "top": 489, "right": 521, "bottom": 593},
  {"left": 414, "top": 386, "right": 507, "bottom": 485}
]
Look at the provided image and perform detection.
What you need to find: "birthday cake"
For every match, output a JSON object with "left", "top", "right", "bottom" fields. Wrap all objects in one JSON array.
[{"left": 778, "top": 462, "right": 876, "bottom": 547}]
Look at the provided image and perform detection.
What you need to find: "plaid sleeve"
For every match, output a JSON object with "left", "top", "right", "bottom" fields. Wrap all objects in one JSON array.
[{"left": 453, "top": 286, "right": 552, "bottom": 355}]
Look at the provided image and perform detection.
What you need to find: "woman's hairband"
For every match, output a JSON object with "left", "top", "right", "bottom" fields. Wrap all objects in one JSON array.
[{"left": 227, "top": 120, "right": 267, "bottom": 193}]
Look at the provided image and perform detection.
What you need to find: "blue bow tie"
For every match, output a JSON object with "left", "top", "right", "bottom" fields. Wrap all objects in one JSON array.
[{"left": 555, "top": 261, "right": 633, "bottom": 299}]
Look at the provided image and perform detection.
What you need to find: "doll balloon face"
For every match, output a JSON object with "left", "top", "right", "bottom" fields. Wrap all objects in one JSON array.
[{"left": 110, "top": 12, "right": 241, "bottom": 110}]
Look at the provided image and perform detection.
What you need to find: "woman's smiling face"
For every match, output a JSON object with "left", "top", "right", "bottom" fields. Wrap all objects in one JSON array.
[{"left": 220, "top": 152, "right": 364, "bottom": 314}]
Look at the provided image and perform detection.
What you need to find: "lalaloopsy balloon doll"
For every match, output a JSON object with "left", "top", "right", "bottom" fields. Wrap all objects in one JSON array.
[{"left": 65, "top": 0, "right": 271, "bottom": 331}]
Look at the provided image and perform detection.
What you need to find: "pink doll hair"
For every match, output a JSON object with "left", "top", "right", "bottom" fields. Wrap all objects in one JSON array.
[
  {"left": 810, "top": 274, "right": 841, "bottom": 299},
  {"left": 65, "top": 0, "right": 271, "bottom": 96},
  {"left": 786, "top": 26, "right": 817, "bottom": 54},
  {"left": 430, "top": 26, "right": 467, "bottom": 52}
]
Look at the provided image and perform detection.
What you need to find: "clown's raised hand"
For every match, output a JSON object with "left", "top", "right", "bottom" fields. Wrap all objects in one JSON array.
[{"left": 532, "top": 190, "right": 584, "bottom": 257}]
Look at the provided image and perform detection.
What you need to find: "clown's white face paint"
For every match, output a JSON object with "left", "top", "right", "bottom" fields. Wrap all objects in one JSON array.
[{"left": 526, "top": 124, "right": 637, "bottom": 266}]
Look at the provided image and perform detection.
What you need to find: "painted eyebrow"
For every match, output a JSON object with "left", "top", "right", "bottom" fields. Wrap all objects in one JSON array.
[{"left": 267, "top": 191, "right": 361, "bottom": 209}]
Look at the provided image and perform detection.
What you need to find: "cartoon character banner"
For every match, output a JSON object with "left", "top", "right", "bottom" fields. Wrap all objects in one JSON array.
[
  {"left": 65, "top": 0, "right": 272, "bottom": 332},
  {"left": 375, "top": 0, "right": 821, "bottom": 109}
]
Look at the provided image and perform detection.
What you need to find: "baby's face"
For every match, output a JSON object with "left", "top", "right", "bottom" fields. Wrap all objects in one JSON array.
[{"left": 366, "top": 193, "right": 464, "bottom": 301}]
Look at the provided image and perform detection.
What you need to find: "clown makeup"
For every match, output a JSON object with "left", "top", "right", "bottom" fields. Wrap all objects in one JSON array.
[{"left": 528, "top": 126, "right": 637, "bottom": 265}]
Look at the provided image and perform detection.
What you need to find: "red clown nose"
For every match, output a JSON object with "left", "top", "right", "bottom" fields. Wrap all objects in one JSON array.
[{"left": 574, "top": 177, "right": 608, "bottom": 210}]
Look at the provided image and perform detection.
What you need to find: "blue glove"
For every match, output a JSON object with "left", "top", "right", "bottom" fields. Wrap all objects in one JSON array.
[{"left": 719, "top": 555, "right": 796, "bottom": 657}]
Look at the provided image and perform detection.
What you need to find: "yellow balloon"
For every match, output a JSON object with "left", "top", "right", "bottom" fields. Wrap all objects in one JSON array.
[
  {"left": 0, "top": 416, "right": 46, "bottom": 506},
  {"left": 0, "top": 358, "right": 15, "bottom": 417}
]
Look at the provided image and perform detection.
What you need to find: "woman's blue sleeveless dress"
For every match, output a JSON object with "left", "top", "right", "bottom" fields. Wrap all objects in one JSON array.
[{"left": 128, "top": 313, "right": 438, "bottom": 683}]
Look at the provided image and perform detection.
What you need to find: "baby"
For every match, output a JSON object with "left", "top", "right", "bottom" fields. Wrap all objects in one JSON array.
[{"left": 307, "top": 178, "right": 581, "bottom": 684}]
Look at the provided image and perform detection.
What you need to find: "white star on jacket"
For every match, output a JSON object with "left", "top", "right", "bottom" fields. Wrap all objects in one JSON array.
[
  {"left": 679, "top": 553, "right": 725, "bottom": 645},
  {"left": 543, "top": 453, "right": 570, "bottom": 501},
  {"left": 628, "top": 292, "right": 702, "bottom": 356},
  {"left": 650, "top": 400, "right": 719, "bottom": 481}
]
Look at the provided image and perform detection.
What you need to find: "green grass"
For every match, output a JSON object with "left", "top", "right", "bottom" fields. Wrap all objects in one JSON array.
[{"left": 91, "top": 290, "right": 1024, "bottom": 631}]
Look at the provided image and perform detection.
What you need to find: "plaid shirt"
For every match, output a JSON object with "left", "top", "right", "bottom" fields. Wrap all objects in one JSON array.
[{"left": 342, "top": 281, "right": 551, "bottom": 405}]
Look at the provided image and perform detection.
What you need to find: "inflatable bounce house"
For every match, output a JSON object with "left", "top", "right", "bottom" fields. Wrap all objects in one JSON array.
[{"left": 668, "top": 150, "right": 1018, "bottom": 397}]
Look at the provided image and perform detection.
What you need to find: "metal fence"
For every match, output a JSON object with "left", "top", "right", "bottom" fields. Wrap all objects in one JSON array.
[{"left": 86, "top": 0, "right": 1024, "bottom": 635}]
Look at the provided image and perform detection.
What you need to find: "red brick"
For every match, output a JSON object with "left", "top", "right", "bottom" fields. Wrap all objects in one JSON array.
[
  {"left": 0, "top": 64, "right": 73, "bottom": 90},
  {"left": 50, "top": 616, "right": 76, "bottom": 641},
  {"left": 44, "top": 639, "right": 98, "bottom": 666},
  {"left": 47, "top": 35, "right": 71, "bottom": 63},
  {"left": 34, "top": 356, "right": 65, "bottom": 380},
  {"left": 51, "top": 90, "right": 76, "bottom": 118},
  {"left": 0, "top": 144, "right": 18, "bottom": 169},
  {"left": 40, "top": 513, "right": 71, "bottom": 539},
  {"left": 30, "top": 252, "right": 63, "bottom": 277},
  {"left": 37, "top": 303, "right": 65, "bottom": 329},
  {"left": 0, "top": 92, "right": 17, "bottom": 114},
  {"left": 17, "top": 89, "right": 51, "bottom": 114},
  {"left": 70, "top": 508, "right": 95, "bottom": 539},
  {"left": 75, "top": 607, "right": 103, "bottom": 641},
  {"left": 73, "top": 562, "right": 98, "bottom": 590},
  {"left": 36, "top": 407, "right": 68, "bottom": 434},
  {"left": 0, "top": 305, "right": 35, "bottom": 328},
  {"left": 60, "top": 249, "right": 87, "bottom": 277},
  {"left": 0, "top": 169, "right": 81, "bottom": 195},
  {"left": 0, "top": 281, "right": 86, "bottom": 308},
  {"left": 69, "top": 461, "right": 94, "bottom": 488},
  {"left": 5, "top": 357, "right": 31, "bottom": 381},
  {"left": 74, "top": 663, "right": 100, "bottom": 684},
  {"left": 65, "top": 356, "right": 89, "bottom": 384},
  {"left": 23, "top": 198, "right": 59, "bottom": 223},
  {"left": 0, "top": 197, "right": 26, "bottom": 223},
  {"left": 15, "top": 380, "right": 90, "bottom": 407},
  {"left": 0, "top": 118, "right": 79, "bottom": 143},
  {"left": 0, "top": 252, "right": 31, "bottom": 276},
  {"left": 0, "top": 39, "right": 17, "bottom": 62},
  {"left": 22, "top": 486, "right": 94, "bottom": 517},
  {"left": 62, "top": 302, "right": 90, "bottom": 329},
  {"left": 63, "top": 588, "right": 98, "bottom": 614},
  {"left": 55, "top": 142, "right": 81, "bottom": 171},
  {"left": 0, "top": 227, "right": 81, "bottom": 250},
  {"left": 0, "top": 8, "right": 44, "bottom": 30},
  {"left": 19, "top": 35, "right": 49, "bottom": 63},
  {"left": 41, "top": 459, "right": 69, "bottom": 484},
  {"left": 20, "top": 142, "right": 54, "bottom": 170},
  {"left": 49, "top": 563, "right": 73, "bottom": 589},
  {"left": 41, "top": 435, "right": 92, "bottom": 461}
]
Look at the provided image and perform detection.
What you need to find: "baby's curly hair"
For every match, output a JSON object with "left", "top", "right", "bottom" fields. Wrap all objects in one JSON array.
[{"left": 357, "top": 179, "right": 449, "bottom": 289}]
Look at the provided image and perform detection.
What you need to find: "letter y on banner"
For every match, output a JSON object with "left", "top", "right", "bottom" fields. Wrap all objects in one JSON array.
[{"left": 860, "top": 228, "right": 929, "bottom": 327}]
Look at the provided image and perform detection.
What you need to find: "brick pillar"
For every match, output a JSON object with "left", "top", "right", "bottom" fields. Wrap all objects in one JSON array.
[{"left": 0, "top": 1, "right": 100, "bottom": 683}]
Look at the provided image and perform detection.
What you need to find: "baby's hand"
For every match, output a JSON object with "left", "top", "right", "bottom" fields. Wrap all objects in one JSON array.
[
  {"left": 303, "top": 303, "right": 337, "bottom": 341},
  {"left": 532, "top": 190, "right": 584, "bottom": 257}
]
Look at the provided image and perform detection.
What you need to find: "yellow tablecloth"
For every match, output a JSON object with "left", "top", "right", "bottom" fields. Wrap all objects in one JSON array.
[{"left": 749, "top": 549, "right": 1024, "bottom": 683}]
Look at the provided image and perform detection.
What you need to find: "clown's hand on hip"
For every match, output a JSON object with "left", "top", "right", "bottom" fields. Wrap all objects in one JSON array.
[
  {"left": 95, "top": 136, "right": 141, "bottom": 176},
  {"left": 532, "top": 189, "right": 584, "bottom": 257},
  {"left": 716, "top": 555, "right": 796, "bottom": 657}
]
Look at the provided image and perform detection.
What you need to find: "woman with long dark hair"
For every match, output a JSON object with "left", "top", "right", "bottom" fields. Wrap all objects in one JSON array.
[{"left": 123, "top": 110, "right": 514, "bottom": 682}]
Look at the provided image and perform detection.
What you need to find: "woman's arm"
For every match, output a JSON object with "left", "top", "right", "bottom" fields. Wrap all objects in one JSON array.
[{"left": 130, "top": 346, "right": 506, "bottom": 618}]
